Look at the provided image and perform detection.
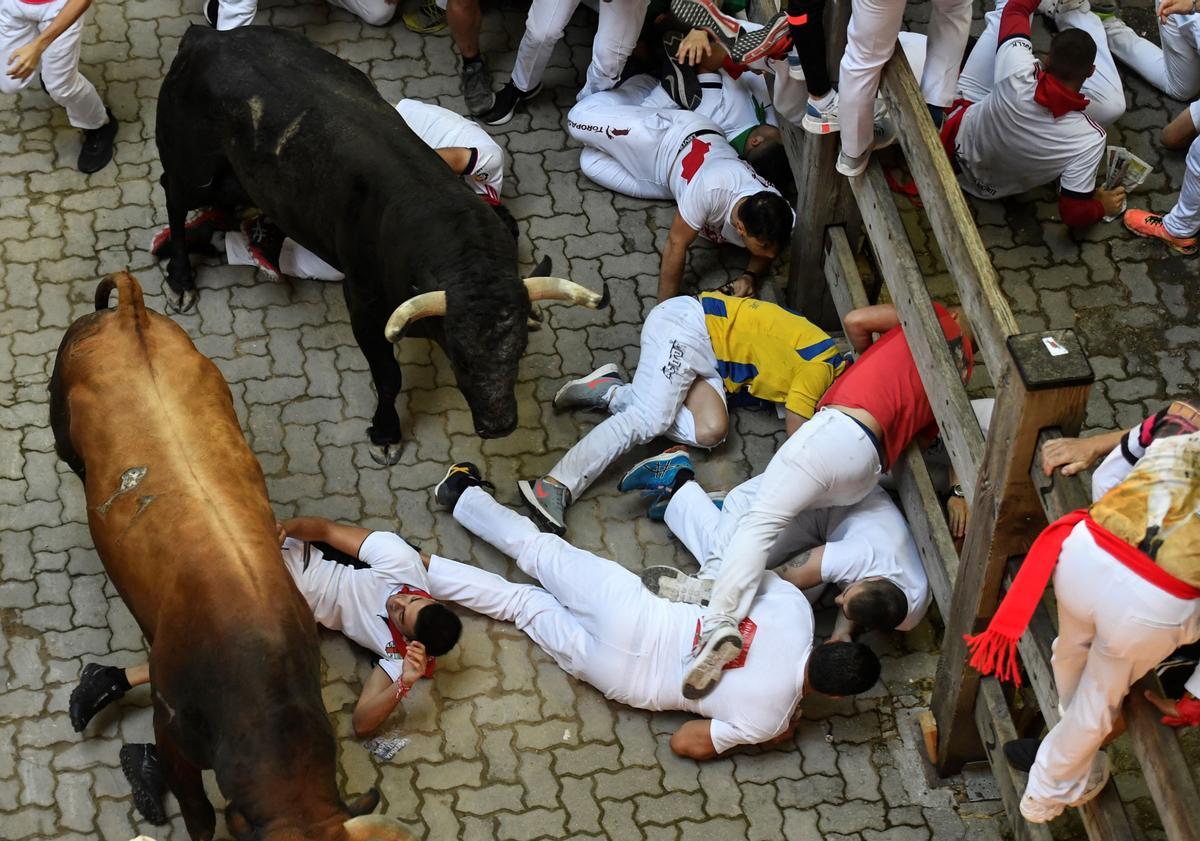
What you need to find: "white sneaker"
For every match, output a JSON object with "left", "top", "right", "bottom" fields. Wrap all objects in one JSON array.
[
  {"left": 641, "top": 565, "right": 713, "bottom": 605},
  {"left": 802, "top": 91, "right": 840, "bottom": 135},
  {"left": 1038, "top": 0, "right": 1089, "bottom": 16},
  {"left": 1068, "top": 753, "right": 1110, "bottom": 808},
  {"left": 1019, "top": 793, "right": 1063, "bottom": 824},
  {"left": 1019, "top": 753, "right": 1109, "bottom": 824},
  {"left": 835, "top": 112, "right": 897, "bottom": 178},
  {"left": 682, "top": 616, "right": 742, "bottom": 699}
]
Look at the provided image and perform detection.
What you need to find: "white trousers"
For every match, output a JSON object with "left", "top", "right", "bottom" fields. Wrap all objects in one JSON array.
[
  {"left": 215, "top": 0, "right": 391, "bottom": 28},
  {"left": 957, "top": 0, "right": 1125, "bottom": 127},
  {"left": 0, "top": 0, "right": 106, "bottom": 129},
  {"left": 434, "top": 487, "right": 663, "bottom": 700},
  {"left": 1105, "top": 10, "right": 1200, "bottom": 103},
  {"left": 1025, "top": 522, "right": 1200, "bottom": 805},
  {"left": 216, "top": 0, "right": 257, "bottom": 29},
  {"left": 511, "top": 0, "right": 646, "bottom": 96},
  {"left": 706, "top": 408, "right": 882, "bottom": 620},
  {"left": 839, "top": 0, "right": 972, "bottom": 157},
  {"left": 569, "top": 88, "right": 677, "bottom": 199},
  {"left": 327, "top": 0, "right": 395, "bottom": 25},
  {"left": 550, "top": 296, "right": 725, "bottom": 498},
  {"left": 1164, "top": 135, "right": 1200, "bottom": 238}
]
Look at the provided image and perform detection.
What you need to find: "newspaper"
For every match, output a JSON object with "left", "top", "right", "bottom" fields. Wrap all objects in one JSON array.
[
  {"left": 362, "top": 730, "right": 410, "bottom": 761},
  {"left": 1103, "top": 146, "right": 1153, "bottom": 221}
]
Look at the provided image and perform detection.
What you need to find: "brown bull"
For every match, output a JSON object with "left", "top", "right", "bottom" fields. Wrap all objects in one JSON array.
[{"left": 49, "top": 272, "right": 416, "bottom": 841}]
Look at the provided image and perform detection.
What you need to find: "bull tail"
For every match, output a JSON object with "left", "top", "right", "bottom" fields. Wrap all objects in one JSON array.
[{"left": 95, "top": 271, "right": 148, "bottom": 321}]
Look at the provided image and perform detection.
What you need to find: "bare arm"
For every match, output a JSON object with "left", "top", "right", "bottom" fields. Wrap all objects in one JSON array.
[
  {"left": 351, "top": 643, "right": 428, "bottom": 738},
  {"left": 280, "top": 517, "right": 372, "bottom": 557},
  {"left": 1163, "top": 107, "right": 1199, "bottom": 150},
  {"left": 7, "top": 0, "right": 93, "bottom": 79},
  {"left": 670, "top": 719, "right": 719, "bottom": 759},
  {"left": 1040, "top": 428, "right": 1126, "bottom": 477},
  {"left": 784, "top": 410, "right": 806, "bottom": 436},
  {"left": 774, "top": 546, "right": 824, "bottom": 591},
  {"left": 842, "top": 304, "right": 899, "bottom": 354},
  {"left": 435, "top": 146, "right": 474, "bottom": 175},
  {"left": 659, "top": 211, "right": 700, "bottom": 302}
]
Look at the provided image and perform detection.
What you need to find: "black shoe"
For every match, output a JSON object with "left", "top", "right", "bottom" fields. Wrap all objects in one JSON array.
[
  {"left": 1003, "top": 737, "right": 1042, "bottom": 773},
  {"left": 202, "top": 0, "right": 218, "bottom": 26},
  {"left": 70, "top": 663, "right": 131, "bottom": 732},
  {"left": 78, "top": 109, "right": 117, "bottom": 174},
  {"left": 241, "top": 215, "right": 286, "bottom": 278},
  {"left": 481, "top": 82, "right": 541, "bottom": 127},
  {"left": 120, "top": 743, "right": 168, "bottom": 825},
  {"left": 660, "top": 32, "right": 702, "bottom": 110},
  {"left": 434, "top": 462, "right": 494, "bottom": 508}
]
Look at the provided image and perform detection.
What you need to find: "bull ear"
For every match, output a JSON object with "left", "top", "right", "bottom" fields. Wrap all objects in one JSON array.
[
  {"left": 523, "top": 277, "right": 610, "bottom": 310},
  {"left": 343, "top": 815, "right": 420, "bottom": 841},
  {"left": 528, "top": 255, "right": 551, "bottom": 277},
  {"left": 383, "top": 291, "right": 447, "bottom": 343},
  {"left": 345, "top": 788, "right": 381, "bottom": 817}
]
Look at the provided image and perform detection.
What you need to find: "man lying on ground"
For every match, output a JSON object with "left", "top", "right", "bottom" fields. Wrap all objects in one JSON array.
[
  {"left": 441, "top": 463, "right": 881, "bottom": 759},
  {"left": 631, "top": 301, "right": 972, "bottom": 699},
  {"left": 944, "top": 0, "right": 1126, "bottom": 226},
  {"left": 630, "top": 463, "right": 931, "bottom": 641},
  {"left": 518, "top": 290, "right": 846, "bottom": 534},
  {"left": 567, "top": 83, "right": 794, "bottom": 301},
  {"left": 70, "top": 516, "right": 462, "bottom": 822}
]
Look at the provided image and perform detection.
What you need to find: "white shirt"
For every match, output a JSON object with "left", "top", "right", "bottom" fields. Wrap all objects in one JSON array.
[
  {"left": 282, "top": 533, "right": 431, "bottom": 681},
  {"left": 953, "top": 38, "right": 1106, "bottom": 199},
  {"left": 636, "top": 574, "right": 813, "bottom": 753},
  {"left": 816, "top": 487, "right": 931, "bottom": 631},
  {"left": 395, "top": 99, "right": 505, "bottom": 203}
]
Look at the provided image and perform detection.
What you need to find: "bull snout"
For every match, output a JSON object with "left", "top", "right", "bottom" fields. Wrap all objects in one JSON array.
[{"left": 474, "top": 416, "right": 517, "bottom": 439}]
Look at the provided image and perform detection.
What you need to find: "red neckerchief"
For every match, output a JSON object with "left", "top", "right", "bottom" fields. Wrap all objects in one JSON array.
[
  {"left": 692, "top": 618, "right": 758, "bottom": 670},
  {"left": 383, "top": 585, "right": 436, "bottom": 678},
  {"left": 1033, "top": 68, "right": 1089, "bottom": 119}
]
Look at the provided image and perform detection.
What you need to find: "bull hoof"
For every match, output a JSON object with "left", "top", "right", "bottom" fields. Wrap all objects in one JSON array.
[
  {"left": 162, "top": 281, "right": 198, "bottom": 314},
  {"left": 368, "top": 441, "right": 403, "bottom": 467}
]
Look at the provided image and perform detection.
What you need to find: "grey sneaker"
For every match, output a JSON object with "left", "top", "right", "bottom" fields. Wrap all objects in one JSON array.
[
  {"left": 642, "top": 565, "right": 712, "bottom": 605},
  {"left": 553, "top": 363, "right": 626, "bottom": 411},
  {"left": 462, "top": 58, "right": 495, "bottom": 116},
  {"left": 682, "top": 616, "right": 742, "bottom": 699},
  {"left": 518, "top": 477, "right": 570, "bottom": 535},
  {"left": 835, "top": 112, "right": 897, "bottom": 177}
]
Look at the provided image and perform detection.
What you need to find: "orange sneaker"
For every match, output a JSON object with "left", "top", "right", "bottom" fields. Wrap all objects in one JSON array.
[{"left": 1124, "top": 209, "right": 1198, "bottom": 255}]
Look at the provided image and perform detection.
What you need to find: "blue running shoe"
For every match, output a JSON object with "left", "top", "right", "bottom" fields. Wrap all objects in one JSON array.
[{"left": 618, "top": 447, "right": 694, "bottom": 493}]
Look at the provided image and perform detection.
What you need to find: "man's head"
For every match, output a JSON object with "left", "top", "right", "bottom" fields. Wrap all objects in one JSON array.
[
  {"left": 944, "top": 304, "right": 974, "bottom": 384},
  {"left": 386, "top": 594, "right": 463, "bottom": 656},
  {"left": 836, "top": 577, "right": 908, "bottom": 634},
  {"left": 743, "top": 125, "right": 794, "bottom": 197},
  {"left": 733, "top": 191, "right": 794, "bottom": 260},
  {"left": 807, "top": 641, "right": 882, "bottom": 696},
  {"left": 1045, "top": 28, "right": 1097, "bottom": 90}
]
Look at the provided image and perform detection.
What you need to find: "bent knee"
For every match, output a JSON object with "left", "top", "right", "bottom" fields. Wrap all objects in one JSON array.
[
  {"left": 523, "top": 19, "right": 566, "bottom": 46},
  {"left": 693, "top": 415, "right": 728, "bottom": 449},
  {"left": 0, "top": 71, "right": 31, "bottom": 96},
  {"left": 358, "top": 4, "right": 395, "bottom": 25},
  {"left": 1086, "top": 93, "right": 1125, "bottom": 128}
]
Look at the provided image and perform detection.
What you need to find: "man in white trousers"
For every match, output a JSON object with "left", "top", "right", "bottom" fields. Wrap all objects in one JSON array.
[
  {"left": 435, "top": 463, "right": 883, "bottom": 759},
  {"left": 1122, "top": 137, "right": 1200, "bottom": 253},
  {"left": 157, "top": 98, "right": 509, "bottom": 280},
  {"left": 1, "top": 0, "right": 117, "bottom": 172},
  {"left": 642, "top": 472, "right": 931, "bottom": 640},
  {"left": 517, "top": 290, "right": 846, "bottom": 534},
  {"left": 965, "top": 410, "right": 1200, "bottom": 822},
  {"left": 200, "top": 0, "right": 397, "bottom": 30},
  {"left": 662, "top": 301, "right": 973, "bottom": 698},
  {"left": 482, "top": 0, "right": 651, "bottom": 124},
  {"left": 1103, "top": 0, "right": 1200, "bottom": 101},
  {"left": 567, "top": 85, "right": 794, "bottom": 301},
  {"left": 942, "top": 0, "right": 1126, "bottom": 227},
  {"left": 834, "top": 0, "right": 972, "bottom": 175}
]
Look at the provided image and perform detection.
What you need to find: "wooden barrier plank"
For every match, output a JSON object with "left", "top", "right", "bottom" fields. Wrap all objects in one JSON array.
[
  {"left": 931, "top": 335, "right": 1091, "bottom": 776},
  {"left": 850, "top": 161, "right": 985, "bottom": 500},
  {"left": 879, "top": 51, "right": 1019, "bottom": 376},
  {"left": 825, "top": 227, "right": 957, "bottom": 614},
  {"left": 975, "top": 679, "right": 1056, "bottom": 841}
]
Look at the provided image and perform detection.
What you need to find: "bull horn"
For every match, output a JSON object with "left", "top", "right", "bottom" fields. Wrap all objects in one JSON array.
[
  {"left": 343, "top": 815, "right": 419, "bottom": 841},
  {"left": 384, "top": 291, "right": 447, "bottom": 343},
  {"left": 523, "top": 277, "right": 610, "bottom": 310}
]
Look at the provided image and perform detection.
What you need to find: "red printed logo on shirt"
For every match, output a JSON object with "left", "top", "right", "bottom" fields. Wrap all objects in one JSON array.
[
  {"left": 680, "top": 137, "right": 712, "bottom": 183},
  {"left": 692, "top": 617, "right": 757, "bottom": 670}
]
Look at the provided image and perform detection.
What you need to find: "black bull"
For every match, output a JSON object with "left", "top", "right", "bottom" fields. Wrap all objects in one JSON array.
[{"left": 156, "top": 25, "right": 608, "bottom": 464}]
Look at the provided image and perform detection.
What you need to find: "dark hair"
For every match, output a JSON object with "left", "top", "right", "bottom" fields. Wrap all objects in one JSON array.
[
  {"left": 744, "top": 129, "right": 795, "bottom": 197},
  {"left": 736, "top": 191, "right": 794, "bottom": 251},
  {"left": 413, "top": 603, "right": 462, "bottom": 657},
  {"left": 844, "top": 579, "right": 908, "bottom": 632},
  {"left": 808, "top": 641, "right": 881, "bottom": 696},
  {"left": 1046, "top": 28, "right": 1097, "bottom": 87}
]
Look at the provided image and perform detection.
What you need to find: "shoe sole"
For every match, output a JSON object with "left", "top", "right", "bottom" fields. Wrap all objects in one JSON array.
[
  {"left": 836, "top": 155, "right": 869, "bottom": 178},
  {"left": 801, "top": 113, "right": 838, "bottom": 135},
  {"left": 434, "top": 464, "right": 474, "bottom": 507},
  {"left": 1125, "top": 223, "right": 1198, "bottom": 255},
  {"left": 1068, "top": 756, "right": 1111, "bottom": 808},
  {"left": 483, "top": 105, "right": 517, "bottom": 127},
  {"left": 670, "top": 0, "right": 741, "bottom": 39},
  {"left": 732, "top": 16, "right": 791, "bottom": 65},
  {"left": 120, "top": 745, "right": 168, "bottom": 826},
  {"left": 553, "top": 362, "right": 622, "bottom": 410},
  {"left": 518, "top": 481, "right": 566, "bottom": 535},
  {"left": 682, "top": 634, "right": 743, "bottom": 700},
  {"left": 641, "top": 566, "right": 712, "bottom": 604}
]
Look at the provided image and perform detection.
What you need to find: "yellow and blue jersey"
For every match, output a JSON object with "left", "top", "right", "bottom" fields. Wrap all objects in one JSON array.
[{"left": 700, "top": 291, "right": 847, "bottom": 418}]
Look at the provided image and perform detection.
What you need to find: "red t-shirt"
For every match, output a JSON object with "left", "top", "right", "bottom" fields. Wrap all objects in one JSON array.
[{"left": 818, "top": 303, "right": 974, "bottom": 469}]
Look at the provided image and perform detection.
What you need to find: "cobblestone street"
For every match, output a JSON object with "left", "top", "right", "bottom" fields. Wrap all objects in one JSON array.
[{"left": 0, "top": 0, "right": 1195, "bottom": 838}]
